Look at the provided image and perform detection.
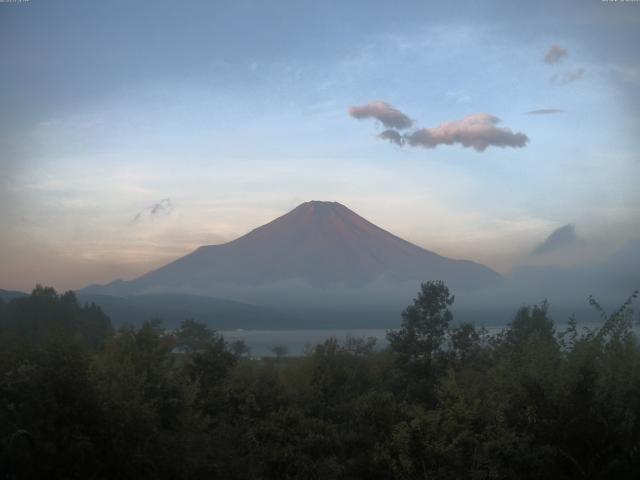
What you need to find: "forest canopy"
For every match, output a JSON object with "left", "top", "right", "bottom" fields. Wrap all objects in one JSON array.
[{"left": 0, "top": 282, "right": 639, "bottom": 479}]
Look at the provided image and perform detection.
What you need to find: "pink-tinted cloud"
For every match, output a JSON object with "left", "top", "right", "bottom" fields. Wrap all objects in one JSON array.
[
  {"left": 349, "top": 102, "right": 529, "bottom": 152},
  {"left": 348, "top": 101, "right": 413, "bottom": 129},
  {"left": 544, "top": 45, "right": 567, "bottom": 64},
  {"left": 404, "top": 113, "right": 529, "bottom": 152}
]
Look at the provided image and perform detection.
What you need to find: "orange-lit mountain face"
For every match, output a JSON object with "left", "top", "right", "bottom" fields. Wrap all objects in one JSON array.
[{"left": 85, "top": 201, "right": 501, "bottom": 296}]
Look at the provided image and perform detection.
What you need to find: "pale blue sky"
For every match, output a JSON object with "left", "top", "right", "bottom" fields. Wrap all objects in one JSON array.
[{"left": 1, "top": 0, "right": 639, "bottom": 290}]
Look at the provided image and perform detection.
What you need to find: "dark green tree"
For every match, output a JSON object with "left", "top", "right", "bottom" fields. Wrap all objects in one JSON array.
[
  {"left": 0, "top": 285, "right": 112, "bottom": 350},
  {"left": 175, "top": 318, "right": 217, "bottom": 354},
  {"left": 387, "top": 281, "right": 455, "bottom": 362}
]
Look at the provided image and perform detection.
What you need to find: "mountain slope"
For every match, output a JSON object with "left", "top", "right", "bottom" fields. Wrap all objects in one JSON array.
[
  {"left": 83, "top": 201, "right": 501, "bottom": 296},
  {"left": 76, "top": 292, "right": 401, "bottom": 329},
  {"left": 0, "top": 289, "right": 28, "bottom": 302}
]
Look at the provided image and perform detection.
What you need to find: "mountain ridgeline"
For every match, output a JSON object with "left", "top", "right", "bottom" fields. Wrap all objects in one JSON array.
[{"left": 83, "top": 201, "right": 501, "bottom": 299}]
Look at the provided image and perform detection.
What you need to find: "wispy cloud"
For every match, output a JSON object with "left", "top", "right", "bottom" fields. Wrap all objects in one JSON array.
[
  {"left": 525, "top": 109, "right": 564, "bottom": 115},
  {"left": 131, "top": 198, "right": 173, "bottom": 224},
  {"left": 610, "top": 65, "right": 640, "bottom": 86},
  {"left": 348, "top": 101, "right": 413, "bottom": 129},
  {"left": 544, "top": 45, "right": 567, "bottom": 64},
  {"left": 550, "top": 68, "right": 584, "bottom": 86},
  {"left": 543, "top": 45, "right": 584, "bottom": 87}
]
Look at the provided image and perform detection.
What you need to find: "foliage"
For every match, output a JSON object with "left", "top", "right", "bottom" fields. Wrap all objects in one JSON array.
[
  {"left": 0, "top": 284, "right": 639, "bottom": 479},
  {"left": 0, "top": 285, "right": 112, "bottom": 350}
]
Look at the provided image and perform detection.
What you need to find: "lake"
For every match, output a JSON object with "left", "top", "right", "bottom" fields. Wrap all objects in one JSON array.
[
  {"left": 220, "top": 320, "right": 621, "bottom": 357},
  {"left": 221, "top": 326, "right": 503, "bottom": 357}
]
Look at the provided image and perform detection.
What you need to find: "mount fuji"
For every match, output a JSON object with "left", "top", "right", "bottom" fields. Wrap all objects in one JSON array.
[{"left": 83, "top": 201, "right": 501, "bottom": 300}]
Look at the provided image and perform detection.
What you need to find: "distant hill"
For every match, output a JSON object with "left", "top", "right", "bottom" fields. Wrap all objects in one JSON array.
[
  {"left": 0, "top": 289, "right": 399, "bottom": 329},
  {"left": 82, "top": 201, "right": 502, "bottom": 301},
  {"left": 77, "top": 293, "right": 401, "bottom": 329},
  {"left": 0, "top": 289, "right": 28, "bottom": 302}
]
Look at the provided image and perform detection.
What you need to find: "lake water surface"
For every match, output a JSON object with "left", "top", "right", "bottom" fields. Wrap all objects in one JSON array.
[
  {"left": 220, "top": 327, "right": 506, "bottom": 357},
  {"left": 220, "top": 321, "right": 622, "bottom": 357}
]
